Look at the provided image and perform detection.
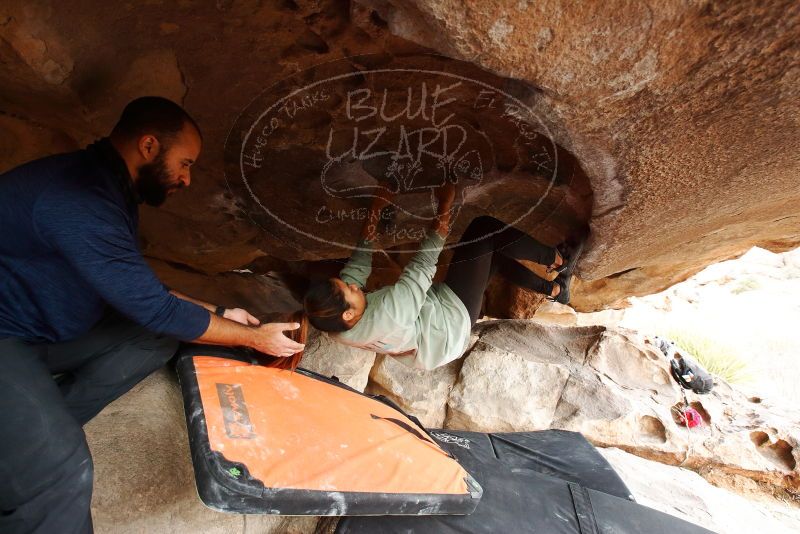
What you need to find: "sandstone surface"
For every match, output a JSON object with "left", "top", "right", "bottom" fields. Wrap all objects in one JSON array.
[
  {"left": 439, "top": 320, "right": 799, "bottom": 498},
  {"left": 82, "top": 313, "right": 798, "bottom": 530},
  {"left": 1, "top": 1, "right": 797, "bottom": 311},
  {"left": 601, "top": 447, "right": 800, "bottom": 534}
]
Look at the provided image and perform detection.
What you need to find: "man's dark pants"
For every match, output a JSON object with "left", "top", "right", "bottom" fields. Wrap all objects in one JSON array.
[{"left": 0, "top": 312, "right": 179, "bottom": 534}]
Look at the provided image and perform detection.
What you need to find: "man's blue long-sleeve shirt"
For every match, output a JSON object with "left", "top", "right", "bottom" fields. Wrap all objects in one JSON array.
[{"left": 0, "top": 138, "right": 210, "bottom": 343}]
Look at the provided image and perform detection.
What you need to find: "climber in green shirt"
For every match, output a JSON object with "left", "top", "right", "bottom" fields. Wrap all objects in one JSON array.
[{"left": 304, "top": 184, "right": 582, "bottom": 370}]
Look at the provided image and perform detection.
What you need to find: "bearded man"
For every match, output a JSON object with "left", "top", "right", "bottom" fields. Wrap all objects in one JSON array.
[{"left": 0, "top": 97, "right": 303, "bottom": 533}]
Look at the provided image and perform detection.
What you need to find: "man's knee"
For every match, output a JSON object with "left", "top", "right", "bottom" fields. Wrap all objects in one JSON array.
[
  {"left": 82, "top": 324, "right": 179, "bottom": 388},
  {"left": 1, "top": 421, "right": 93, "bottom": 516},
  {"left": 142, "top": 332, "right": 180, "bottom": 363},
  {"left": 121, "top": 331, "right": 179, "bottom": 380},
  {"left": 105, "top": 313, "right": 179, "bottom": 363},
  {"left": 0, "top": 444, "right": 93, "bottom": 533},
  {"left": 57, "top": 438, "right": 94, "bottom": 505}
]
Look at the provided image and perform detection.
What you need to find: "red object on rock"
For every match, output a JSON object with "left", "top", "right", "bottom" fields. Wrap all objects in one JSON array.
[{"left": 680, "top": 407, "right": 703, "bottom": 428}]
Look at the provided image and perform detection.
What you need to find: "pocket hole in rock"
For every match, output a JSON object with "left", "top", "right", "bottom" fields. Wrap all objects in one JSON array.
[
  {"left": 689, "top": 401, "right": 711, "bottom": 424},
  {"left": 670, "top": 401, "right": 711, "bottom": 426},
  {"left": 750, "top": 431, "right": 796, "bottom": 471},
  {"left": 638, "top": 415, "right": 667, "bottom": 444}
]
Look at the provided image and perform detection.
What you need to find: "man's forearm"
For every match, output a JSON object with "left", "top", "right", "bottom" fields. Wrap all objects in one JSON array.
[
  {"left": 194, "top": 312, "right": 254, "bottom": 347},
  {"left": 166, "top": 289, "right": 302, "bottom": 357},
  {"left": 170, "top": 289, "right": 216, "bottom": 313}
]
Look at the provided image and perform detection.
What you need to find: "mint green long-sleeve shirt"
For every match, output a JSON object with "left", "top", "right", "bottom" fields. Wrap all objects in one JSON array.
[{"left": 333, "top": 231, "right": 471, "bottom": 370}]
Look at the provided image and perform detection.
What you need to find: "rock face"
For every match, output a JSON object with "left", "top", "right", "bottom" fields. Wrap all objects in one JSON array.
[
  {"left": 1, "top": 1, "right": 797, "bottom": 311},
  {"left": 366, "top": 353, "right": 462, "bottom": 428},
  {"left": 447, "top": 342, "right": 570, "bottom": 431},
  {"left": 362, "top": 0, "right": 800, "bottom": 311},
  {"left": 148, "top": 259, "right": 302, "bottom": 322},
  {"left": 364, "top": 332, "right": 478, "bottom": 428},
  {"left": 85, "top": 318, "right": 798, "bottom": 530},
  {"left": 4, "top": 2, "right": 799, "bottom": 526},
  {"left": 299, "top": 329, "right": 376, "bottom": 392},
  {"left": 601, "top": 447, "right": 800, "bottom": 534},
  {"left": 436, "top": 320, "right": 799, "bottom": 499}
]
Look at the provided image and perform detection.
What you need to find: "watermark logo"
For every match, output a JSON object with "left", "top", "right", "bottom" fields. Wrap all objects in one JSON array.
[
  {"left": 216, "top": 383, "right": 256, "bottom": 439},
  {"left": 430, "top": 431, "right": 471, "bottom": 449},
  {"left": 224, "top": 55, "right": 558, "bottom": 255}
]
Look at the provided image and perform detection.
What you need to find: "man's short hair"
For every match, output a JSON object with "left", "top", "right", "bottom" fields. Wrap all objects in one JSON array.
[{"left": 111, "top": 96, "right": 201, "bottom": 148}]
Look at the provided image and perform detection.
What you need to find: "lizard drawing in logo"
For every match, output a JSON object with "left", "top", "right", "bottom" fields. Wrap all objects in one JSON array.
[{"left": 319, "top": 122, "right": 489, "bottom": 223}]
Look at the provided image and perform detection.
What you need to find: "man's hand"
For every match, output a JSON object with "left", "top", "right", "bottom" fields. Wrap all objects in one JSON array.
[
  {"left": 195, "top": 315, "right": 305, "bottom": 357},
  {"left": 223, "top": 307, "right": 261, "bottom": 326},
  {"left": 251, "top": 322, "right": 305, "bottom": 357}
]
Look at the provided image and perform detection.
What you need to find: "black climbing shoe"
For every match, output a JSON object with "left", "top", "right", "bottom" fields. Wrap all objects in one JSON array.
[
  {"left": 547, "top": 242, "right": 570, "bottom": 274},
  {"left": 547, "top": 274, "right": 571, "bottom": 305},
  {"left": 549, "top": 238, "right": 585, "bottom": 277}
]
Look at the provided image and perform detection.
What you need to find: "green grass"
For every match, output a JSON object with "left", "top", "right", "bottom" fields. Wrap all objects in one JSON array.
[
  {"left": 731, "top": 276, "right": 761, "bottom": 294},
  {"left": 665, "top": 328, "right": 754, "bottom": 385}
]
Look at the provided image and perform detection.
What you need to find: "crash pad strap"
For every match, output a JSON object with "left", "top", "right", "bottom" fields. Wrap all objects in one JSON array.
[{"left": 569, "top": 483, "right": 599, "bottom": 534}]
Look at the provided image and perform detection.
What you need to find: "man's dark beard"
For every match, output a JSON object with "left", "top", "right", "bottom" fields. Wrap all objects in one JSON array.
[{"left": 136, "top": 153, "right": 175, "bottom": 207}]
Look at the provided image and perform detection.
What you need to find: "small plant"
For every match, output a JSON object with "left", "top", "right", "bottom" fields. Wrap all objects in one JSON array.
[
  {"left": 665, "top": 329, "right": 753, "bottom": 385},
  {"left": 731, "top": 276, "right": 761, "bottom": 295}
]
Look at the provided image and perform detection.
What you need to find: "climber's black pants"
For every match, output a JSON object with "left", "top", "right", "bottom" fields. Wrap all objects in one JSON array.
[
  {"left": 444, "top": 216, "right": 557, "bottom": 326},
  {"left": 0, "top": 311, "right": 179, "bottom": 534}
]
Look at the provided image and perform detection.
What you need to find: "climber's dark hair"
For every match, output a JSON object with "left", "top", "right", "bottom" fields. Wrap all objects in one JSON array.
[
  {"left": 304, "top": 278, "right": 352, "bottom": 332},
  {"left": 111, "top": 96, "right": 202, "bottom": 149}
]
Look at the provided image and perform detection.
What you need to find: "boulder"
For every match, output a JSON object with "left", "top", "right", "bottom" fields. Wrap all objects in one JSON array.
[
  {"left": 365, "top": 354, "right": 461, "bottom": 428},
  {"left": 440, "top": 320, "right": 800, "bottom": 498},
  {"left": 1, "top": 1, "right": 797, "bottom": 311},
  {"left": 361, "top": 0, "right": 800, "bottom": 310},
  {"left": 482, "top": 275, "right": 550, "bottom": 320},
  {"left": 299, "top": 330, "right": 376, "bottom": 392},
  {"left": 148, "top": 259, "right": 302, "bottom": 322},
  {"left": 600, "top": 447, "right": 800, "bottom": 534},
  {"left": 446, "top": 342, "right": 569, "bottom": 431},
  {"left": 532, "top": 301, "right": 579, "bottom": 326}
]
